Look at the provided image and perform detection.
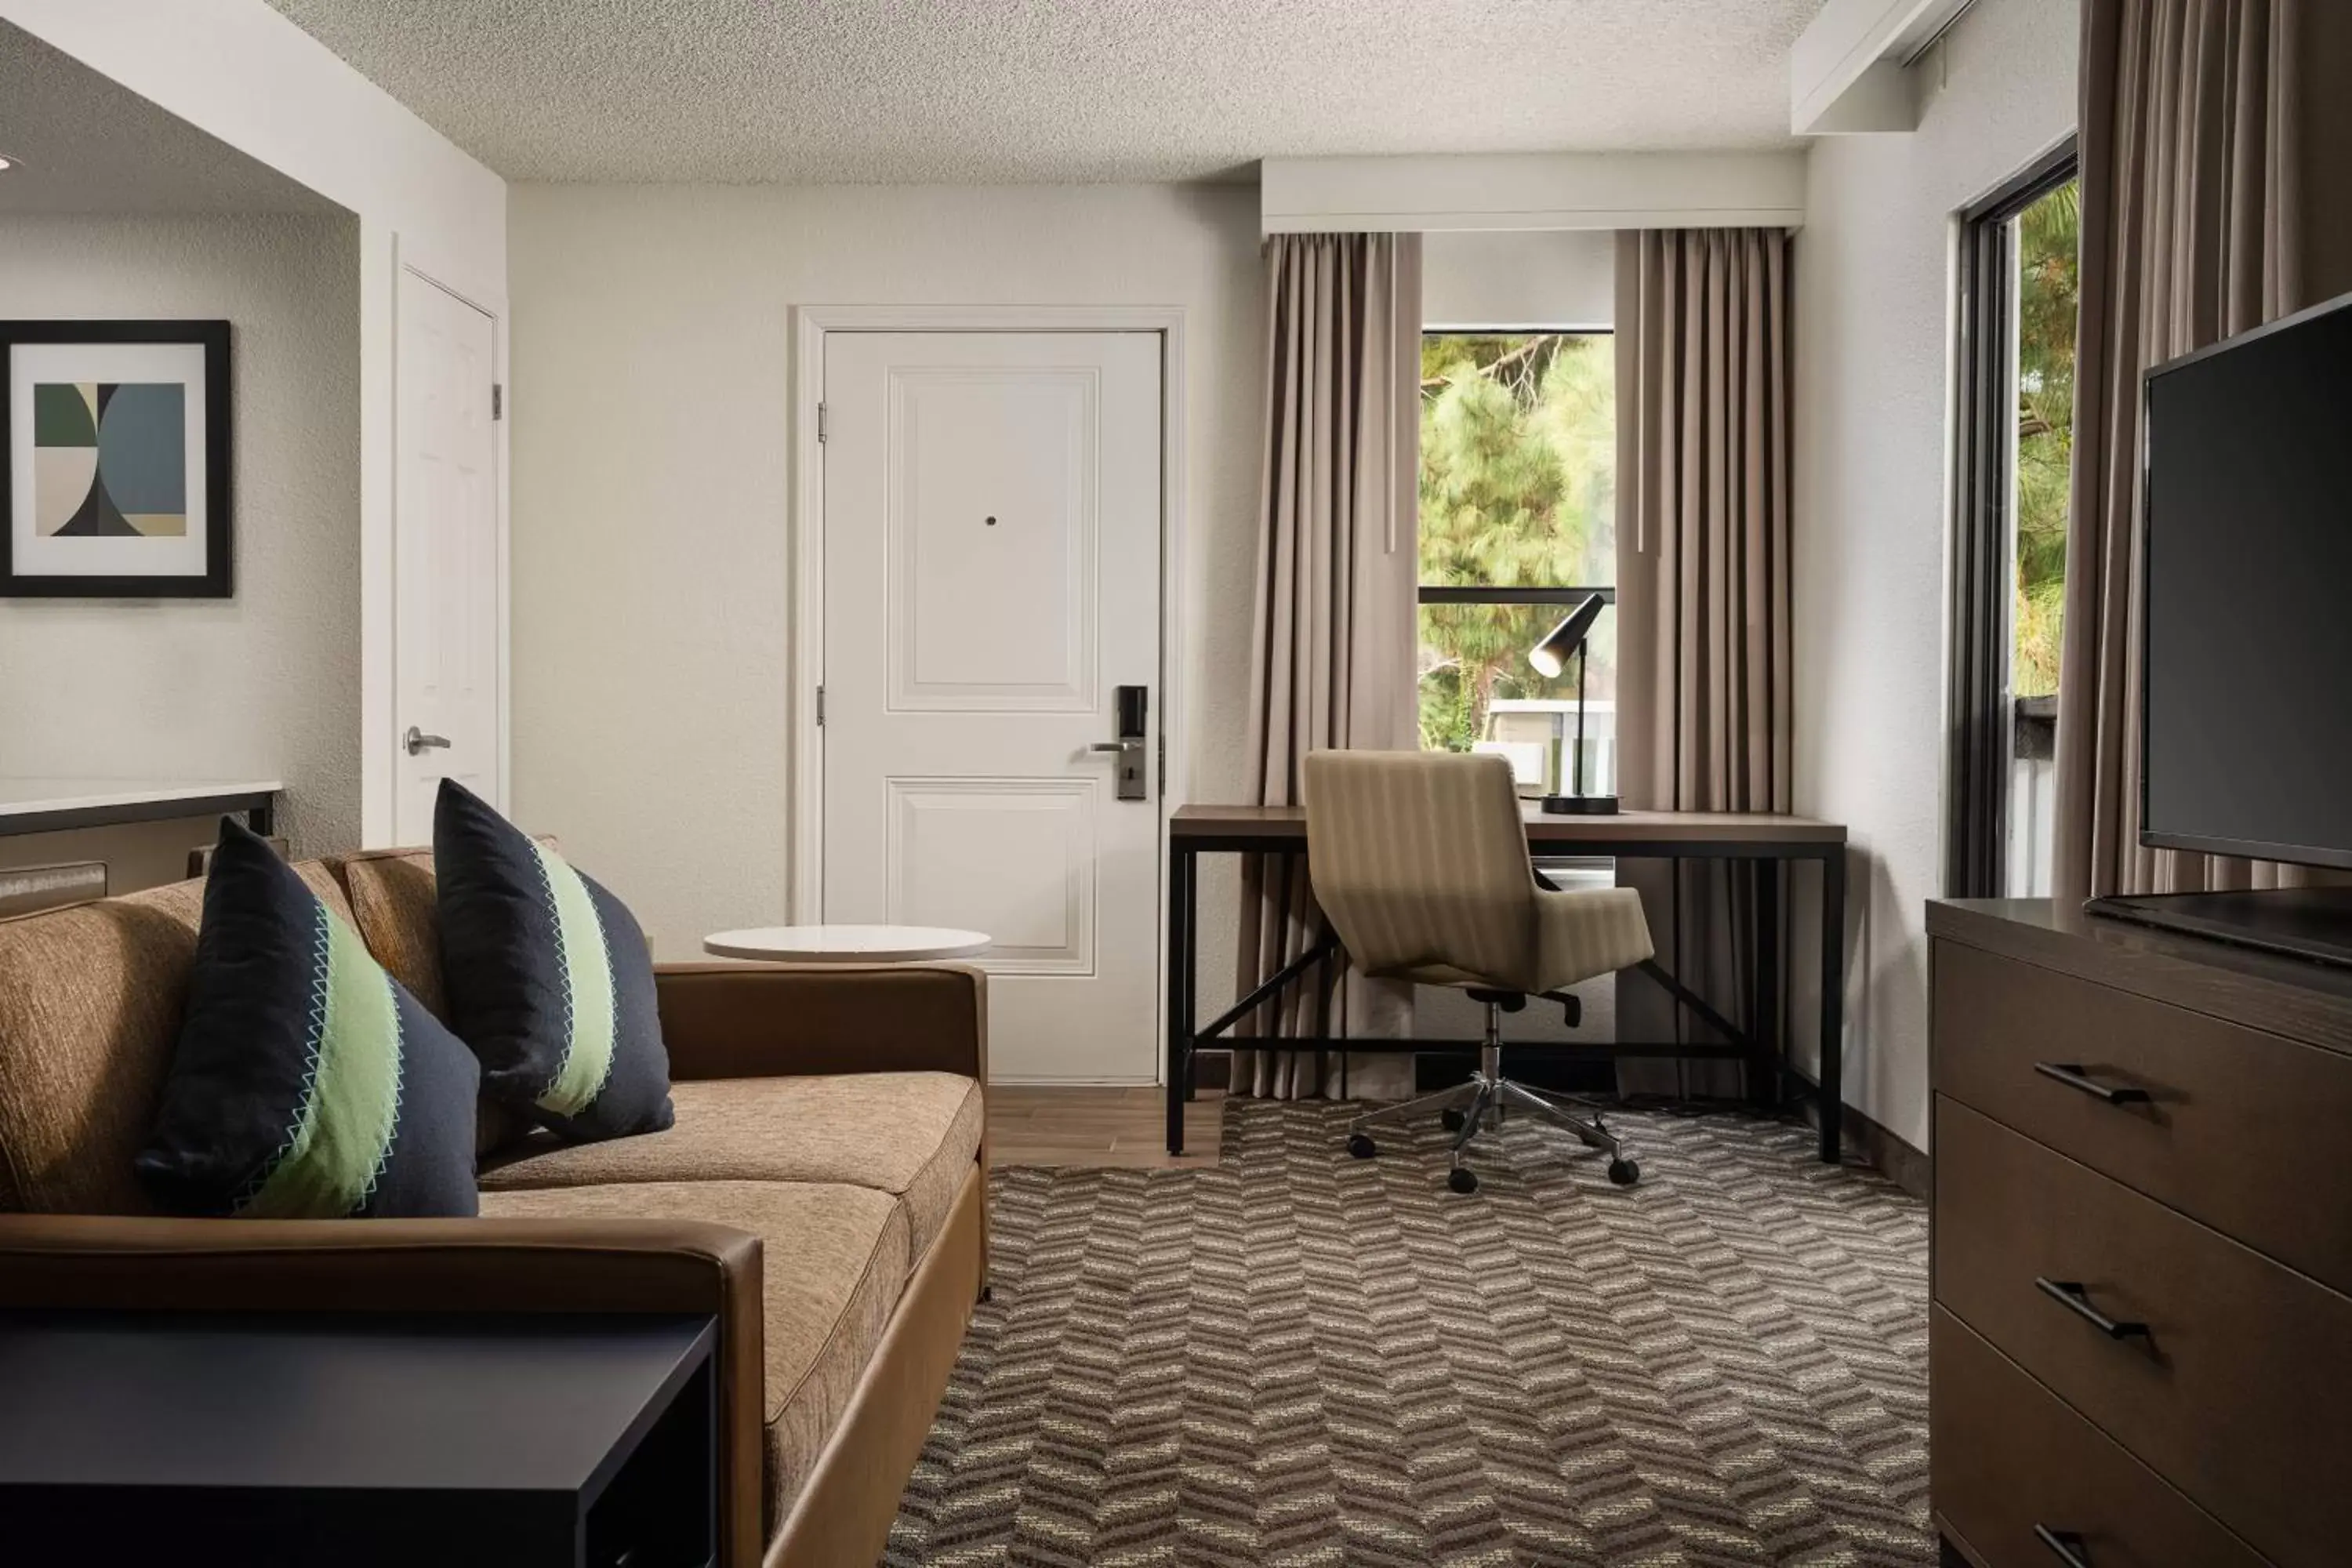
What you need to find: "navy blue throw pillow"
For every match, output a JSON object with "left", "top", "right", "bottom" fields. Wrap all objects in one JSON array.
[
  {"left": 433, "top": 779, "right": 673, "bottom": 1142},
  {"left": 137, "top": 819, "right": 481, "bottom": 1218}
]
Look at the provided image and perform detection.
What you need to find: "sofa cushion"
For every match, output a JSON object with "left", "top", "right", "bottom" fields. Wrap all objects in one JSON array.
[
  {"left": 477, "top": 1178, "right": 909, "bottom": 1531},
  {"left": 337, "top": 845, "right": 524, "bottom": 1158},
  {"left": 136, "top": 821, "right": 481, "bottom": 1219},
  {"left": 337, "top": 837, "right": 565, "bottom": 1018},
  {"left": 0, "top": 858, "right": 358, "bottom": 1215},
  {"left": 337, "top": 847, "right": 447, "bottom": 1018},
  {"left": 434, "top": 780, "right": 673, "bottom": 1142},
  {"left": 478, "top": 1072, "right": 982, "bottom": 1263}
]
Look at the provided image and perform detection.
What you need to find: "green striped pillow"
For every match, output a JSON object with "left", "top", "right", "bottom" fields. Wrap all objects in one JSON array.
[
  {"left": 138, "top": 820, "right": 480, "bottom": 1218},
  {"left": 434, "top": 780, "right": 674, "bottom": 1141}
]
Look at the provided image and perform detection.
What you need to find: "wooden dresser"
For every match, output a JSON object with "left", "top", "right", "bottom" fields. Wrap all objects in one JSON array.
[{"left": 1928, "top": 899, "right": 2352, "bottom": 1568}]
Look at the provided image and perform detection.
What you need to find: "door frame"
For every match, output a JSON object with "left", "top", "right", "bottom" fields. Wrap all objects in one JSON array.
[
  {"left": 377, "top": 254, "right": 511, "bottom": 841},
  {"left": 790, "top": 305, "right": 1190, "bottom": 1078}
]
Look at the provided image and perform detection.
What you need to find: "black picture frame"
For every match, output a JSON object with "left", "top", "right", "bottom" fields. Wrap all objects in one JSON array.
[{"left": 0, "top": 319, "right": 232, "bottom": 598}]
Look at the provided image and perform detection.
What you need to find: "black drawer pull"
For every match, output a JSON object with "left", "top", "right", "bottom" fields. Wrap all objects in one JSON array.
[
  {"left": 2034, "top": 1062, "right": 2152, "bottom": 1104},
  {"left": 2034, "top": 1525, "right": 2092, "bottom": 1566},
  {"left": 2036, "top": 1276, "right": 2151, "bottom": 1339}
]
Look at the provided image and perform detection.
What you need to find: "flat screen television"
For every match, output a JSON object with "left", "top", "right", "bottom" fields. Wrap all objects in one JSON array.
[{"left": 2087, "top": 290, "right": 2352, "bottom": 964}]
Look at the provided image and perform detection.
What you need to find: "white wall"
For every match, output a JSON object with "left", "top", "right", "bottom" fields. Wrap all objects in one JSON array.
[
  {"left": 1793, "top": 0, "right": 2078, "bottom": 1151},
  {"left": 506, "top": 183, "right": 1264, "bottom": 959},
  {"left": 3, "top": 0, "right": 509, "bottom": 844},
  {"left": 0, "top": 212, "right": 363, "bottom": 853}
]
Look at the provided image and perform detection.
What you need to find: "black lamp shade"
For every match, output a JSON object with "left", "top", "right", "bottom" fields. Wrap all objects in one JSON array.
[{"left": 1528, "top": 593, "right": 1608, "bottom": 678}]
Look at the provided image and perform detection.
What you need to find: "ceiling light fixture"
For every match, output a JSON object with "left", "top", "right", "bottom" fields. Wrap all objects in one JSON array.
[{"left": 0, "top": 155, "right": 14, "bottom": 172}]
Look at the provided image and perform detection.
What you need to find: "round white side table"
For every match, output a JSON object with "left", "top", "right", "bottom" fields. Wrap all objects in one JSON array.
[{"left": 701, "top": 924, "right": 992, "bottom": 964}]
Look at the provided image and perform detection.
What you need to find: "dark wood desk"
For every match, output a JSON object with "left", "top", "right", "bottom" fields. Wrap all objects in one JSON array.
[
  {"left": 0, "top": 1311, "right": 716, "bottom": 1566},
  {"left": 1167, "top": 804, "right": 1848, "bottom": 1162}
]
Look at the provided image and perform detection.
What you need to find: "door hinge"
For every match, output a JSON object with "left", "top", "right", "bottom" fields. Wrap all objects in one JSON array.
[
  {"left": 815, "top": 684, "right": 826, "bottom": 727},
  {"left": 491, "top": 383, "right": 503, "bottom": 420},
  {"left": 815, "top": 402, "right": 828, "bottom": 443}
]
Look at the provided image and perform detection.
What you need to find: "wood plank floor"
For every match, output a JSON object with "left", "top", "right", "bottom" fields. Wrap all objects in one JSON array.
[{"left": 985, "top": 1085, "right": 1223, "bottom": 1169}]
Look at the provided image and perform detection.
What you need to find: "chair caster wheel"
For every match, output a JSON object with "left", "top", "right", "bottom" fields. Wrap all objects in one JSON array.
[
  {"left": 1607, "top": 1158, "right": 1640, "bottom": 1187},
  {"left": 1447, "top": 1166, "right": 1479, "bottom": 1195},
  {"left": 1347, "top": 1133, "right": 1377, "bottom": 1160},
  {"left": 1440, "top": 1109, "right": 1466, "bottom": 1132}
]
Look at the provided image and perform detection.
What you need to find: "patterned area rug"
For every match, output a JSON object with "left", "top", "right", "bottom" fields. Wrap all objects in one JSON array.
[{"left": 885, "top": 1100, "right": 1932, "bottom": 1566}]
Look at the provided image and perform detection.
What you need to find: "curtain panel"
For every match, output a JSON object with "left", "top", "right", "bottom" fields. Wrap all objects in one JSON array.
[
  {"left": 1613, "top": 227, "right": 1795, "bottom": 1096},
  {"left": 1232, "top": 232, "right": 1421, "bottom": 1100},
  {"left": 2053, "top": 0, "right": 2348, "bottom": 901}
]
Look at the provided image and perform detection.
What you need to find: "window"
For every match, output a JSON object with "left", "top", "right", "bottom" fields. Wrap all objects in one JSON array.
[
  {"left": 1949, "top": 146, "right": 2078, "bottom": 898},
  {"left": 1417, "top": 332, "right": 1617, "bottom": 797}
]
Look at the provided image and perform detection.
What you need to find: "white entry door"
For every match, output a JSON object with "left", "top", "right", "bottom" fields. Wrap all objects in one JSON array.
[
  {"left": 823, "top": 332, "right": 1162, "bottom": 1083},
  {"left": 393, "top": 269, "right": 500, "bottom": 844}
]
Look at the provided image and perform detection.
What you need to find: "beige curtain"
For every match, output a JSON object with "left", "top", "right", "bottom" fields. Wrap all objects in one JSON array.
[
  {"left": 1613, "top": 228, "right": 1794, "bottom": 1094},
  {"left": 1232, "top": 232, "right": 1421, "bottom": 1100},
  {"left": 2054, "top": 0, "right": 2352, "bottom": 901}
]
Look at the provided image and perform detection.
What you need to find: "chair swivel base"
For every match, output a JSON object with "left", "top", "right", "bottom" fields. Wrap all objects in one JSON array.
[{"left": 1344, "top": 1041, "right": 1639, "bottom": 1192}]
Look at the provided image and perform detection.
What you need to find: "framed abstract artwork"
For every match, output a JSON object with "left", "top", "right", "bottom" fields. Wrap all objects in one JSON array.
[{"left": 1, "top": 321, "right": 232, "bottom": 597}]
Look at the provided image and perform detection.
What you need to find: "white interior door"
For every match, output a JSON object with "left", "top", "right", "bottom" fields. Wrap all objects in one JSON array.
[
  {"left": 393, "top": 269, "right": 500, "bottom": 844},
  {"left": 823, "top": 331, "right": 1162, "bottom": 1083}
]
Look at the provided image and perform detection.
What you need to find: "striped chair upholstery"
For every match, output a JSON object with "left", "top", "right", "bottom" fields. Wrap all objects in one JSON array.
[
  {"left": 1301, "top": 750, "right": 1653, "bottom": 994},
  {"left": 1300, "top": 749, "right": 1658, "bottom": 1192}
]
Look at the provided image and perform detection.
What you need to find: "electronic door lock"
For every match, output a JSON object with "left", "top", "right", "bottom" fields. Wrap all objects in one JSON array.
[{"left": 1094, "top": 685, "right": 1149, "bottom": 800}]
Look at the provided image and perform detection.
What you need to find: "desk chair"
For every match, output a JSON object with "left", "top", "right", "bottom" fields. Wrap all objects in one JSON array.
[{"left": 1301, "top": 750, "right": 1656, "bottom": 1192}]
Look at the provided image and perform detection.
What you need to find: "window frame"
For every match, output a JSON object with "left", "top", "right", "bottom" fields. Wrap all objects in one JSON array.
[
  {"left": 1417, "top": 586, "right": 1616, "bottom": 606},
  {"left": 1947, "top": 140, "right": 2077, "bottom": 899}
]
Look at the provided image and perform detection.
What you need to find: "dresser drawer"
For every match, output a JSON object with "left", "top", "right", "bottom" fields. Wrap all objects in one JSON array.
[
  {"left": 1936, "top": 1101, "right": 2352, "bottom": 1566},
  {"left": 1933, "top": 938, "right": 2352, "bottom": 1293},
  {"left": 1933, "top": 1305, "right": 2266, "bottom": 1568}
]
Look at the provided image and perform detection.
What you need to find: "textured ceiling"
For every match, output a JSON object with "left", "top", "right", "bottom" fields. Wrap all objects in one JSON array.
[
  {"left": 261, "top": 0, "right": 1827, "bottom": 183},
  {"left": 0, "top": 23, "right": 342, "bottom": 214}
]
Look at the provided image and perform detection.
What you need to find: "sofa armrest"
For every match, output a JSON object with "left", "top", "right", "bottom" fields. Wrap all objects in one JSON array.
[
  {"left": 0, "top": 1214, "right": 768, "bottom": 1568},
  {"left": 654, "top": 961, "right": 988, "bottom": 1083},
  {"left": 0, "top": 1212, "right": 755, "bottom": 1312}
]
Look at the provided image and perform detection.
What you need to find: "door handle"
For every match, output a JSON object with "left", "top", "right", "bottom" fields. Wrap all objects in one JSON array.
[
  {"left": 404, "top": 726, "right": 452, "bottom": 756},
  {"left": 2034, "top": 1062, "right": 2152, "bottom": 1104},
  {"left": 1096, "top": 685, "right": 1149, "bottom": 800},
  {"left": 2034, "top": 1277, "right": 2150, "bottom": 1341},
  {"left": 2033, "top": 1526, "right": 2092, "bottom": 1567},
  {"left": 1091, "top": 737, "right": 1146, "bottom": 800}
]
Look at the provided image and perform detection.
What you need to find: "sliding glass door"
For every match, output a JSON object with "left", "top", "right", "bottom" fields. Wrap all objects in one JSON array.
[{"left": 1949, "top": 147, "right": 2078, "bottom": 898}]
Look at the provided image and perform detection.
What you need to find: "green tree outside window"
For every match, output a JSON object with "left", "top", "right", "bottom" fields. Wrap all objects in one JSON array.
[
  {"left": 2014, "top": 180, "right": 2078, "bottom": 697},
  {"left": 1417, "top": 333, "right": 1616, "bottom": 753}
]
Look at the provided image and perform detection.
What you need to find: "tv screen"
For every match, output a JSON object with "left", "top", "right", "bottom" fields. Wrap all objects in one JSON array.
[{"left": 2143, "top": 294, "right": 2352, "bottom": 868}]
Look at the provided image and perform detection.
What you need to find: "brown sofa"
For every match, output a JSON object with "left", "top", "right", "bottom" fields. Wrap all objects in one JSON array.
[{"left": 0, "top": 845, "right": 986, "bottom": 1568}]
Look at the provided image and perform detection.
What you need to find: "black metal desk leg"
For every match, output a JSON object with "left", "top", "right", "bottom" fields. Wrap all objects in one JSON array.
[
  {"left": 1181, "top": 848, "right": 1198, "bottom": 1099},
  {"left": 1166, "top": 845, "right": 1192, "bottom": 1155},
  {"left": 1818, "top": 846, "right": 1846, "bottom": 1164},
  {"left": 1753, "top": 858, "right": 1781, "bottom": 1109}
]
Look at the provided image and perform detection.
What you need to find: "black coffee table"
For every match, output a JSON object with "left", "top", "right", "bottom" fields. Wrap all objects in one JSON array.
[{"left": 0, "top": 1311, "right": 715, "bottom": 1567}]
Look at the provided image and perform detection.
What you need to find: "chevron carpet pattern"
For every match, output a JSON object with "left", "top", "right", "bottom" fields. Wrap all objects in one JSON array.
[{"left": 885, "top": 1100, "right": 1931, "bottom": 1566}]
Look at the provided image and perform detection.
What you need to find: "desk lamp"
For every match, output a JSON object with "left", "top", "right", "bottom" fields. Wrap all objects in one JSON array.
[{"left": 1527, "top": 593, "right": 1617, "bottom": 815}]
